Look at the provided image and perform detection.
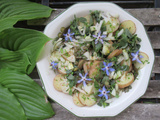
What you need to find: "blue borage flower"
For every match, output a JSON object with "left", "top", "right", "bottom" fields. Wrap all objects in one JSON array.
[
  {"left": 131, "top": 50, "right": 143, "bottom": 63},
  {"left": 63, "top": 28, "right": 74, "bottom": 41},
  {"left": 101, "top": 62, "right": 115, "bottom": 76},
  {"left": 98, "top": 86, "right": 110, "bottom": 100},
  {"left": 51, "top": 61, "right": 58, "bottom": 70},
  {"left": 92, "top": 31, "right": 106, "bottom": 44},
  {"left": 77, "top": 73, "right": 92, "bottom": 87}
]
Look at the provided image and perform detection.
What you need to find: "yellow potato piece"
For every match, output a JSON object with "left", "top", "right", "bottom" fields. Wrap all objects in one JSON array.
[
  {"left": 62, "top": 54, "right": 75, "bottom": 63},
  {"left": 118, "top": 73, "right": 134, "bottom": 89},
  {"left": 58, "top": 61, "right": 73, "bottom": 74},
  {"left": 120, "top": 20, "right": 136, "bottom": 34},
  {"left": 78, "top": 93, "right": 96, "bottom": 106},
  {"left": 78, "top": 60, "right": 85, "bottom": 69},
  {"left": 106, "top": 17, "right": 120, "bottom": 33},
  {"left": 78, "top": 92, "right": 86, "bottom": 106},
  {"left": 134, "top": 52, "right": 149, "bottom": 70},
  {"left": 84, "top": 94, "right": 97, "bottom": 107},
  {"left": 89, "top": 61, "right": 101, "bottom": 79},
  {"left": 53, "top": 74, "right": 65, "bottom": 92},
  {"left": 61, "top": 79, "right": 70, "bottom": 94},
  {"left": 83, "top": 61, "right": 91, "bottom": 74},
  {"left": 107, "top": 49, "right": 122, "bottom": 59},
  {"left": 73, "top": 93, "right": 85, "bottom": 107}
]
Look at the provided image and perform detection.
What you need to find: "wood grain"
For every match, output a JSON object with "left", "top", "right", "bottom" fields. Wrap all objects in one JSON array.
[
  {"left": 142, "top": 80, "right": 160, "bottom": 98},
  {"left": 27, "top": 8, "right": 160, "bottom": 26},
  {"left": 153, "top": 56, "right": 160, "bottom": 73},
  {"left": 46, "top": 103, "right": 160, "bottom": 120},
  {"left": 148, "top": 31, "right": 160, "bottom": 49}
]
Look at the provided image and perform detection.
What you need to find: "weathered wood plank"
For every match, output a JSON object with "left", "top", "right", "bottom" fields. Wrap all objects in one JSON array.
[
  {"left": 153, "top": 56, "right": 160, "bottom": 73},
  {"left": 142, "top": 80, "right": 160, "bottom": 98},
  {"left": 34, "top": 79, "right": 160, "bottom": 99},
  {"left": 27, "top": 8, "right": 160, "bottom": 26},
  {"left": 148, "top": 31, "right": 160, "bottom": 49},
  {"left": 127, "top": 8, "right": 160, "bottom": 26},
  {"left": 47, "top": 103, "right": 160, "bottom": 120}
]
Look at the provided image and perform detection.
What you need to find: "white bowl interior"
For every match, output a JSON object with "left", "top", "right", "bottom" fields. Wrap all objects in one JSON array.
[{"left": 36, "top": 2, "right": 154, "bottom": 117}]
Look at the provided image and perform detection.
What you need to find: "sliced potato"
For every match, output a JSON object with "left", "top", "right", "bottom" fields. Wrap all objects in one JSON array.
[
  {"left": 107, "top": 49, "right": 122, "bottom": 59},
  {"left": 78, "top": 60, "right": 85, "bottom": 69},
  {"left": 134, "top": 52, "right": 149, "bottom": 69},
  {"left": 117, "top": 73, "right": 134, "bottom": 89},
  {"left": 58, "top": 62, "right": 67, "bottom": 74},
  {"left": 61, "top": 54, "right": 75, "bottom": 63},
  {"left": 58, "top": 61, "right": 74, "bottom": 74},
  {"left": 83, "top": 61, "right": 91, "bottom": 73},
  {"left": 84, "top": 94, "right": 97, "bottom": 106},
  {"left": 73, "top": 93, "right": 85, "bottom": 107},
  {"left": 106, "top": 17, "right": 120, "bottom": 33},
  {"left": 53, "top": 74, "right": 65, "bottom": 92},
  {"left": 61, "top": 79, "right": 70, "bottom": 94},
  {"left": 89, "top": 61, "right": 101, "bottom": 78},
  {"left": 50, "top": 51, "right": 61, "bottom": 62},
  {"left": 78, "top": 92, "right": 86, "bottom": 106},
  {"left": 78, "top": 93, "right": 96, "bottom": 106},
  {"left": 120, "top": 20, "right": 136, "bottom": 34},
  {"left": 121, "top": 58, "right": 132, "bottom": 72}
]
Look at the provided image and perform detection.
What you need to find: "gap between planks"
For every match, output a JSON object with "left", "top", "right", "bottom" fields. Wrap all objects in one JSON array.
[
  {"left": 33, "top": 79, "right": 160, "bottom": 99},
  {"left": 27, "top": 8, "right": 160, "bottom": 26},
  {"left": 46, "top": 103, "right": 160, "bottom": 120}
]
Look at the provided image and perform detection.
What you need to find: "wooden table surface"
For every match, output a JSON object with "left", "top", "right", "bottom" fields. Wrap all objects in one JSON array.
[{"left": 28, "top": 8, "right": 160, "bottom": 120}]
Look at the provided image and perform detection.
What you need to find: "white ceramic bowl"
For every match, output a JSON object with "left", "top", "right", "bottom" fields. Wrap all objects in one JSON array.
[{"left": 36, "top": 2, "right": 155, "bottom": 117}]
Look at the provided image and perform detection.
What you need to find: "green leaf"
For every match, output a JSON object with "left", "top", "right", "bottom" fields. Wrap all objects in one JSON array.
[
  {"left": 0, "top": 48, "right": 31, "bottom": 73},
  {"left": 0, "top": 69, "right": 55, "bottom": 120},
  {"left": 79, "top": 17, "right": 87, "bottom": 23},
  {"left": 0, "top": 28, "right": 51, "bottom": 74},
  {"left": 120, "top": 65, "right": 129, "bottom": 71},
  {"left": 95, "top": 42, "right": 103, "bottom": 52},
  {"left": 0, "top": 84, "right": 26, "bottom": 120},
  {"left": 0, "top": 0, "right": 52, "bottom": 32},
  {"left": 67, "top": 74, "right": 75, "bottom": 81}
]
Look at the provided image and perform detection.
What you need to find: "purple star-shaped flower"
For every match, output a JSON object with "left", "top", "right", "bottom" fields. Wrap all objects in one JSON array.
[
  {"left": 51, "top": 61, "right": 58, "bottom": 70},
  {"left": 77, "top": 73, "right": 92, "bottom": 87},
  {"left": 98, "top": 86, "right": 110, "bottom": 100},
  {"left": 92, "top": 31, "right": 106, "bottom": 44},
  {"left": 101, "top": 62, "right": 115, "bottom": 76},
  {"left": 63, "top": 28, "right": 74, "bottom": 41},
  {"left": 131, "top": 50, "right": 143, "bottom": 63}
]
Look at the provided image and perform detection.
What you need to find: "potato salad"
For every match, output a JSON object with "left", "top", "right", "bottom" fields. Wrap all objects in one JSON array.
[{"left": 50, "top": 10, "right": 149, "bottom": 107}]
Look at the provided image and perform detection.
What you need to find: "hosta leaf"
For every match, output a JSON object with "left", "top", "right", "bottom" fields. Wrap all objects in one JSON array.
[
  {"left": 0, "top": 69, "right": 55, "bottom": 120},
  {"left": 0, "top": 0, "right": 52, "bottom": 32},
  {"left": 0, "top": 84, "right": 26, "bottom": 120},
  {"left": 0, "top": 28, "right": 51, "bottom": 74},
  {"left": 0, "top": 48, "right": 31, "bottom": 73}
]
